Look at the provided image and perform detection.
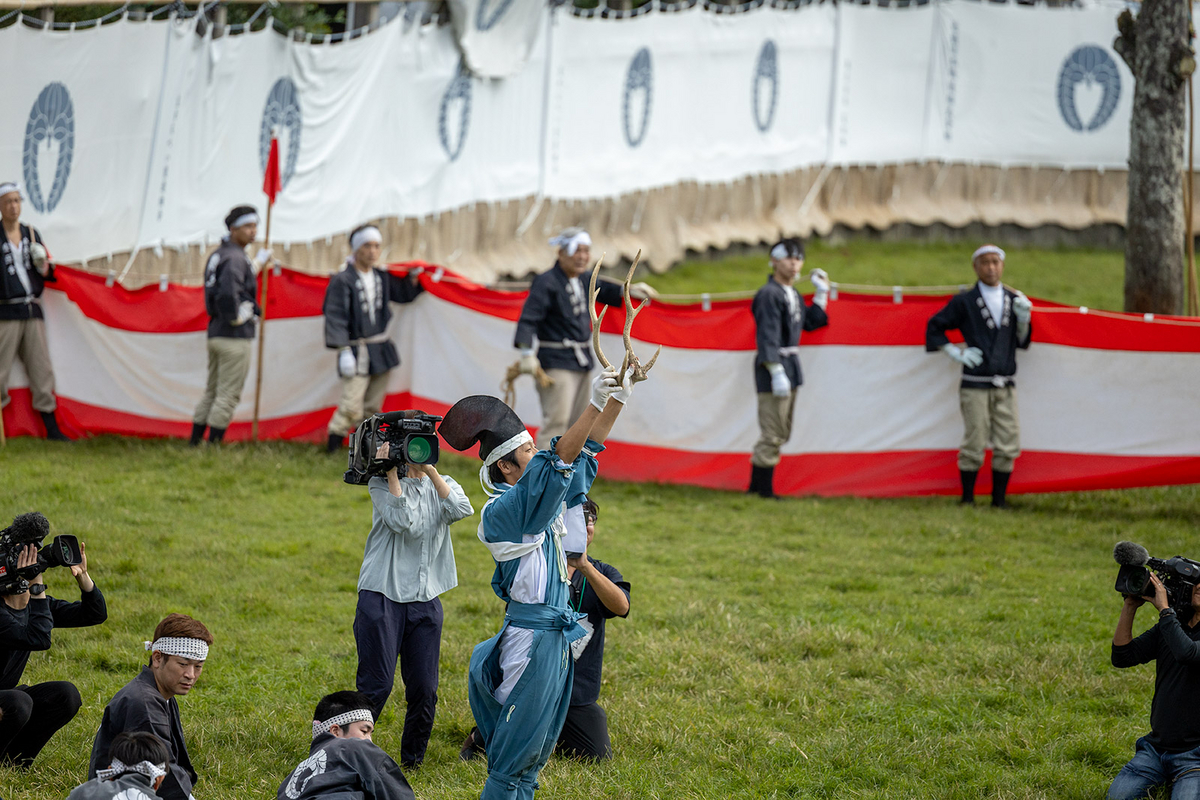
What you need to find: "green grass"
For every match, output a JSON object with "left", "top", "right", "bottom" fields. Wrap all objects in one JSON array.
[
  {"left": 649, "top": 241, "right": 1125, "bottom": 311},
  {"left": 1, "top": 437, "right": 1192, "bottom": 799}
]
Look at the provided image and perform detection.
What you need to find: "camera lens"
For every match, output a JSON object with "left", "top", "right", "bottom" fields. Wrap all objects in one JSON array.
[{"left": 406, "top": 437, "right": 432, "bottom": 464}]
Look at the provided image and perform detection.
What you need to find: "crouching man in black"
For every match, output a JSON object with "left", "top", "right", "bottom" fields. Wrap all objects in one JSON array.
[
  {"left": 1109, "top": 574, "right": 1200, "bottom": 800},
  {"left": 0, "top": 538, "right": 106, "bottom": 766}
]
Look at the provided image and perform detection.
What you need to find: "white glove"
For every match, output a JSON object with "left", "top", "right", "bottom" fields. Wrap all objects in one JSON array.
[
  {"left": 518, "top": 350, "right": 538, "bottom": 375},
  {"left": 611, "top": 367, "right": 635, "bottom": 405},
  {"left": 338, "top": 347, "right": 357, "bottom": 378},
  {"left": 1013, "top": 292, "right": 1032, "bottom": 325},
  {"left": 254, "top": 248, "right": 274, "bottom": 268},
  {"left": 942, "top": 343, "right": 984, "bottom": 368},
  {"left": 233, "top": 300, "right": 255, "bottom": 326},
  {"left": 589, "top": 366, "right": 620, "bottom": 411},
  {"left": 629, "top": 282, "right": 658, "bottom": 301},
  {"left": 766, "top": 363, "right": 791, "bottom": 398},
  {"left": 809, "top": 268, "right": 830, "bottom": 309},
  {"left": 28, "top": 242, "right": 47, "bottom": 274}
]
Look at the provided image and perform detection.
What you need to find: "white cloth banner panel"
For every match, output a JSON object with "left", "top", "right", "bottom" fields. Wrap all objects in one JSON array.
[
  {"left": 0, "top": 22, "right": 168, "bottom": 261},
  {"left": 931, "top": 2, "right": 1134, "bottom": 167},
  {"left": 448, "top": 0, "right": 545, "bottom": 78},
  {"left": 830, "top": 4, "right": 937, "bottom": 165},
  {"left": 545, "top": 4, "right": 836, "bottom": 199}
]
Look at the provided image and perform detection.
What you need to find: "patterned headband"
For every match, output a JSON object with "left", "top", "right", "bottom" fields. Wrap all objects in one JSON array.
[
  {"left": 312, "top": 709, "right": 374, "bottom": 739},
  {"left": 0, "top": 182, "right": 20, "bottom": 199},
  {"left": 145, "top": 637, "right": 209, "bottom": 661},
  {"left": 548, "top": 230, "right": 591, "bottom": 256},
  {"left": 96, "top": 758, "right": 167, "bottom": 782}
]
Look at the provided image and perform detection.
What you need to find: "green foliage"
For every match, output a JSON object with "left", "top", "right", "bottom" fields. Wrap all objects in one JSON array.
[{"left": 0, "top": 437, "right": 1192, "bottom": 799}]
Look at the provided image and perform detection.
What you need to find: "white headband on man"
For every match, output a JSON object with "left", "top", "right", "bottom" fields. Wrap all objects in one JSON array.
[
  {"left": 312, "top": 709, "right": 374, "bottom": 739},
  {"left": 548, "top": 230, "right": 592, "bottom": 256},
  {"left": 145, "top": 637, "right": 209, "bottom": 661},
  {"left": 478, "top": 430, "right": 535, "bottom": 497},
  {"left": 350, "top": 226, "right": 383, "bottom": 253},
  {"left": 97, "top": 758, "right": 167, "bottom": 783},
  {"left": 0, "top": 182, "right": 20, "bottom": 199},
  {"left": 971, "top": 244, "right": 1005, "bottom": 263},
  {"left": 230, "top": 212, "right": 259, "bottom": 229}
]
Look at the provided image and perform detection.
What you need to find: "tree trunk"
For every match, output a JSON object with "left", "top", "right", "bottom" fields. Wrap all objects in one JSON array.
[{"left": 1116, "top": 0, "right": 1193, "bottom": 314}]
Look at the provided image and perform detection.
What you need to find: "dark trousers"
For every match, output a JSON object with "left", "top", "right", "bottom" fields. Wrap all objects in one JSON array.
[
  {"left": 556, "top": 702, "right": 612, "bottom": 762},
  {"left": 353, "top": 591, "right": 442, "bottom": 767},
  {"left": 0, "top": 681, "right": 82, "bottom": 766}
]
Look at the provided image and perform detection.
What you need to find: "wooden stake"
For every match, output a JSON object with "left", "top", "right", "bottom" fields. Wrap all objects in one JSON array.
[{"left": 251, "top": 202, "right": 272, "bottom": 442}]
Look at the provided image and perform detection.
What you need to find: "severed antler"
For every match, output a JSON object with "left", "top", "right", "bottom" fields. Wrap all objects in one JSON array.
[{"left": 588, "top": 250, "right": 661, "bottom": 384}]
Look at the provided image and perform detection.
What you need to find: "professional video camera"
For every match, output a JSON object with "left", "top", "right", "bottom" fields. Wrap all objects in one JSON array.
[
  {"left": 1113, "top": 541, "right": 1200, "bottom": 614},
  {"left": 0, "top": 512, "right": 83, "bottom": 595},
  {"left": 344, "top": 410, "right": 442, "bottom": 486}
]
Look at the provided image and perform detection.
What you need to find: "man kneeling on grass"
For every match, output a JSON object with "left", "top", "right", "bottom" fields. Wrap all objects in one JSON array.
[
  {"left": 70, "top": 732, "right": 171, "bottom": 800},
  {"left": 278, "top": 691, "right": 415, "bottom": 800}
]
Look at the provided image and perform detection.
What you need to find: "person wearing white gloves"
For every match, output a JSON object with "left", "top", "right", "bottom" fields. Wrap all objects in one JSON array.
[
  {"left": 513, "top": 227, "right": 657, "bottom": 448},
  {"left": 925, "top": 244, "right": 1033, "bottom": 507},
  {"left": 321, "top": 224, "right": 424, "bottom": 453},
  {"left": 190, "top": 205, "right": 272, "bottom": 445},
  {"left": 748, "top": 238, "right": 831, "bottom": 498}
]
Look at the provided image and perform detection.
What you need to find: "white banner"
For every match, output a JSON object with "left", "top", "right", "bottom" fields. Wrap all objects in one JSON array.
[{"left": 448, "top": 0, "right": 545, "bottom": 78}]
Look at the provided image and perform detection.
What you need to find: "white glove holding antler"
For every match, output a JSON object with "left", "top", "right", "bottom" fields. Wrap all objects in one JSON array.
[
  {"left": 809, "top": 268, "right": 831, "bottom": 309},
  {"left": 629, "top": 282, "right": 658, "bottom": 301},
  {"left": 517, "top": 350, "right": 538, "bottom": 375},
  {"left": 942, "top": 343, "right": 984, "bottom": 368},
  {"left": 589, "top": 366, "right": 621, "bottom": 411},
  {"left": 611, "top": 366, "right": 636, "bottom": 405},
  {"left": 766, "top": 363, "right": 791, "bottom": 398},
  {"left": 338, "top": 347, "right": 356, "bottom": 378},
  {"left": 1012, "top": 291, "right": 1032, "bottom": 324}
]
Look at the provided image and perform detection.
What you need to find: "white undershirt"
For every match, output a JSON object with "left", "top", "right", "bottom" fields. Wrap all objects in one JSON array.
[
  {"left": 9, "top": 238, "right": 31, "bottom": 295},
  {"left": 358, "top": 268, "right": 378, "bottom": 323},
  {"left": 978, "top": 281, "right": 1004, "bottom": 323}
]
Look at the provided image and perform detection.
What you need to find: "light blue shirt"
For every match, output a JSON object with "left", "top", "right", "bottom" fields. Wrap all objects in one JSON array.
[{"left": 358, "top": 474, "right": 474, "bottom": 604}]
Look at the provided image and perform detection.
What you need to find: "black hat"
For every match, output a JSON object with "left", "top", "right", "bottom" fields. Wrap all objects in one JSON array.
[
  {"left": 440, "top": 395, "right": 527, "bottom": 462},
  {"left": 769, "top": 237, "right": 805, "bottom": 261},
  {"left": 225, "top": 205, "right": 259, "bottom": 230}
]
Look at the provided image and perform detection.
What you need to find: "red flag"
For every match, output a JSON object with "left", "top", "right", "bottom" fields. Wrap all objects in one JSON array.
[{"left": 262, "top": 136, "right": 281, "bottom": 204}]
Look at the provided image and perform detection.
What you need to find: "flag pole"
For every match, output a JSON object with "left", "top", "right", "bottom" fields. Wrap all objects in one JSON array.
[{"left": 251, "top": 131, "right": 281, "bottom": 442}]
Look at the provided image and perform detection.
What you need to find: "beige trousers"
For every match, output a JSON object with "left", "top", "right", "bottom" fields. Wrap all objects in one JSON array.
[
  {"left": 751, "top": 390, "right": 798, "bottom": 468},
  {"left": 192, "top": 337, "right": 252, "bottom": 429},
  {"left": 958, "top": 386, "right": 1021, "bottom": 472},
  {"left": 536, "top": 368, "right": 592, "bottom": 449},
  {"left": 328, "top": 371, "right": 390, "bottom": 437},
  {"left": 0, "top": 318, "right": 56, "bottom": 413}
]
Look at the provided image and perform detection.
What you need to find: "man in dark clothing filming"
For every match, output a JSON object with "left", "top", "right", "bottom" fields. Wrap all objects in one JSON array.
[
  {"left": 0, "top": 530, "right": 106, "bottom": 766},
  {"left": 1109, "top": 574, "right": 1200, "bottom": 799}
]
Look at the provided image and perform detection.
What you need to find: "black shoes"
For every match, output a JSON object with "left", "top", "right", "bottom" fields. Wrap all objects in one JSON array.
[
  {"left": 748, "top": 465, "right": 777, "bottom": 499},
  {"left": 459, "top": 728, "right": 485, "bottom": 762},
  {"left": 40, "top": 411, "right": 68, "bottom": 441},
  {"left": 326, "top": 433, "right": 343, "bottom": 454},
  {"left": 959, "top": 470, "right": 978, "bottom": 505},
  {"left": 991, "top": 470, "right": 1012, "bottom": 509}
]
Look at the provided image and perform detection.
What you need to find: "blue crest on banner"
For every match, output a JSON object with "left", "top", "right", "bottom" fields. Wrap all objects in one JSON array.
[
  {"left": 260, "top": 78, "right": 302, "bottom": 190},
  {"left": 753, "top": 40, "right": 778, "bottom": 133},
  {"left": 22, "top": 82, "right": 75, "bottom": 214},
  {"left": 439, "top": 65, "right": 472, "bottom": 161},
  {"left": 623, "top": 48, "right": 653, "bottom": 148},
  {"left": 1057, "top": 45, "right": 1121, "bottom": 132},
  {"left": 476, "top": 0, "right": 513, "bottom": 31}
]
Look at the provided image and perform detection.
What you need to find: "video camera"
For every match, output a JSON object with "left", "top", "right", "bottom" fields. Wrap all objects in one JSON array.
[
  {"left": 0, "top": 512, "right": 83, "bottom": 595},
  {"left": 1113, "top": 541, "right": 1200, "bottom": 614},
  {"left": 344, "top": 410, "right": 442, "bottom": 486}
]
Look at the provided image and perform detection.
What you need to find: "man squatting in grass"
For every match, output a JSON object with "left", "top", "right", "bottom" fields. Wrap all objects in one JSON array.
[
  {"left": 190, "top": 205, "right": 273, "bottom": 445},
  {"left": 748, "top": 238, "right": 830, "bottom": 499},
  {"left": 513, "top": 227, "right": 656, "bottom": 448},
  {"left": 439, "top": 362, "right": 635, "bottom": 800},
  {"left": 277, "top": 690, "right": 414, "bottom": 800},
  {"left": 322, "top": 224, "right": 424, "bottom": 453},
  {"left": 0, "top": 536, "right": 105, "bottom": 766},
  {"left": 925, "top": 245, "right": 1032, "bottom": 508},
  {"left": 0, "top": 181, "right": 68, "bottom": 440},
  {"left": 1108, "top": 574, "right": 1200, "bottom": 799},
  {"left": 69, "top": 732, "right": 171, "bottom": 800},
  {"left": 89, "top": 614, "right": 213, "bottom": 800},
  {"left": 460, "top": 496, "right": 630, "bottom": 762},
  {"left": 353, "top": 437, "right": 473, "bottom": 768}
]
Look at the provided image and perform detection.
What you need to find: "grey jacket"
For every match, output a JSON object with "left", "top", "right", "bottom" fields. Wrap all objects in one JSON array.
[{"left": 68, "top": 772, "right": 161, "bottom": 800}]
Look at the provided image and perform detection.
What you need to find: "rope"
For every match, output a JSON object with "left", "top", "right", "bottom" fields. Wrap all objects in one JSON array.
[{"left": 501, "top": 361, "right": 554, "bottom": 409}]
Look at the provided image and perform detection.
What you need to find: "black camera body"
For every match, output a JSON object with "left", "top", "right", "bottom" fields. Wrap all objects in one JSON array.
[
  {"left": 0, "top": 512, "right": 83, "bottom": 595},
  {"left": 1114, "top": 541, "right": 1200, "bottom": 614},
  {"left": 344, "top": 410, "right": 442, "bottom": 486}
]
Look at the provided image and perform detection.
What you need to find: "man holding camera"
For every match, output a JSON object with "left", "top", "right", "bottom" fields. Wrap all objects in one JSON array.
[
  {"left": 353, "top": 439, "right": 473, "bottom": 769},
  {"left": 323, "top": 225, "right": 424, "bottom": 454},
  {"left": 1109, "top": 574, "right": 1200, "bottom": 800},
  {"left": 0, "top": 540, "right": 105, "bottom": 766}
]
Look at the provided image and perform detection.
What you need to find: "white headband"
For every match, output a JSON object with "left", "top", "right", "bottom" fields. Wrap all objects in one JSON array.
[
  {"left": 145, "top": 637, "right": 209, "bottom": 662},
  {"left": 230, "top": 212, "right": 259, "bottom": 229},
  {"left": 97, "top": 758, "right": 167, "bottom": 783},
  {"left": 972, "top": 245, "right": 1005, "bottom": 263},
  {"left": 312, "top": 709, "right": 374, "bottom": 740},
  {"left": 549, "top": 230, "right": 592, "bottom": 256},
  {"left": 0, "top": 182, "right": 20, "bottom": 199},
  {"left": 350, "top": 226, "right": 383, "bottom": 253},
  {"left": 478, "top": 430, "right": 534, "bottom": 497}
]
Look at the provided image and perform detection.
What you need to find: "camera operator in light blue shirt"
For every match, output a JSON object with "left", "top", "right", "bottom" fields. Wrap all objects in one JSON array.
[{"left": 354, "top": 442, "right": 474, "bottom": 769}]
